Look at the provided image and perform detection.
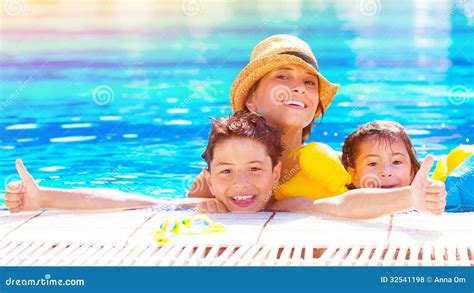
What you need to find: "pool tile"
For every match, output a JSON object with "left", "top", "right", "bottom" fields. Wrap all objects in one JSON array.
[
  {"left": 389, "top": 212, "right": 474, "bottom": 246},
  {"left": 2, "top": 210, "right": 157, "bottom": 244},
  {"left": 258, "top": 212, "right": 391, "bottom": 246},
  {"left": 0, "top": 211, "right": 44, "bottom": 238}
]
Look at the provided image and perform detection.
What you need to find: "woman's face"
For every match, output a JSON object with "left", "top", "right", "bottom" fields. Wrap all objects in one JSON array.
[{"left": 245, "top": 64, "right": 320, "bottom": 133}]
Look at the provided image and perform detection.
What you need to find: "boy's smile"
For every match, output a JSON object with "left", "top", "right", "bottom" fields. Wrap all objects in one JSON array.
[{"left": 230, "top": 194, "right": 257, "bottom": 208}]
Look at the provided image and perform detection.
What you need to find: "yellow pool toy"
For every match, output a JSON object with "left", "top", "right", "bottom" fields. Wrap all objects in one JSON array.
[
  {"left": 432, "top": 144, "right": 474, "bottom": 182},
  {"left": 275, "top": 142, "right": 351, "bottom": 200},
  {"left": 153, "top": 214, "right": 227, "bottom": 245}
]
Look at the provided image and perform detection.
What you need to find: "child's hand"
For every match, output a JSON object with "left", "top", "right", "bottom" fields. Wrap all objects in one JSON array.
[
  {"left": 197, "top": 199, "right": 228, "bottom": 213},
  {"left": 410, "top": 155, "right": 447, "bottom": 215},
  {"left": 5, "top": 159, "right": 42, "bottom": 213}
]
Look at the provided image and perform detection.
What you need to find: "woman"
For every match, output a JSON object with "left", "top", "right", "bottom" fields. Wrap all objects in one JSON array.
[
  {"left": 4, "top": 35, "right": 446, "bottom": 219},
  {"left": 188, "top": 35, "right": 446, "bottom": 219}
]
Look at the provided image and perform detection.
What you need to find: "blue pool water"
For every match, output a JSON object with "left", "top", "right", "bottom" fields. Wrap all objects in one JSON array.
[{"left": 0, "top": 1, "right": 473, "bottom": 207}]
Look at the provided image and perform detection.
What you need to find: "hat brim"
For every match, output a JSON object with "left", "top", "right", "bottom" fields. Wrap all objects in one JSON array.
[{"left": 230, "top": 54, "right": 340, "bottom": 119}]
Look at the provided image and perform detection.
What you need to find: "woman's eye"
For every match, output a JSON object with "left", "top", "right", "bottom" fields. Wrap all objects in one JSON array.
[
  {"left": 305, "top": 80, "right": 316, "bottom": 86},
  {"left": 367, "top": 162, "right": 377, "bottom": 167},
  {"left": 220, "top": 169, "right": 232, "bottom": 174},
  {"left": 250, "top": 167, "right": 261, "bottom": 172},
  {"left": 276, "top": 75, "right": 289, "bottom": 80},
  {"left": 393, "top": 160, "right": 403, "bottom": 165}
]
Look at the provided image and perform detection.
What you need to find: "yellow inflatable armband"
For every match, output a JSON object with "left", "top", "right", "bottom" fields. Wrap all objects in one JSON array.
[
  {"left": 275, "top": 142, "right": 351, "bottom": 200},
  {"left": 432, "top": 144, "right": 474, "bottom": 182}
]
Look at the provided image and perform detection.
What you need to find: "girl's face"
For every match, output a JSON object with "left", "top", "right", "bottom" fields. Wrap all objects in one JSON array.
[
  {"left": 349, "top": 140, "right": 414, "bottom": 189},
  {"left": 245, "top": 64, "right": 319, "bottom": 133}
]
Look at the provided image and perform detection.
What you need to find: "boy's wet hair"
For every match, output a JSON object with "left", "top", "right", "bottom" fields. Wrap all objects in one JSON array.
[
  {"left": 202, "top": 111, "right": 284, "bottom": 170},
  {"left": 342, "top": 121, "right": 421, "bottom": 188}
]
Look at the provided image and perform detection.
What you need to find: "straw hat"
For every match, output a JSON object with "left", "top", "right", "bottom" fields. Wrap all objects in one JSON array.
[{"left": 230, "top": 34, "right": 339, "bottom": 120}]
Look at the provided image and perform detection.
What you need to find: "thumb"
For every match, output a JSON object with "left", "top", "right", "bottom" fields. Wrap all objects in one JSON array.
[
  {"left": 414, "top": 155, "right": 434, "bottom": 182},
  {"left": 15, "top": 159, "right": 34, "bottom": 182}
]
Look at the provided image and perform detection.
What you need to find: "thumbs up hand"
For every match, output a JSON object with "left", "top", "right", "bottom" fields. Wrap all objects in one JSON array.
[
  {"left": 4, "top": 159, "right": 42, "bottom": 213},
  {"left": 410, "top": 155, "right": 447, "bottom": 215}
]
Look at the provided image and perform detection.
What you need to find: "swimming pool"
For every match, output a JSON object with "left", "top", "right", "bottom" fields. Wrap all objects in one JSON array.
[{"left": 1, "top": 1, "right": 472, "bottom": 208}]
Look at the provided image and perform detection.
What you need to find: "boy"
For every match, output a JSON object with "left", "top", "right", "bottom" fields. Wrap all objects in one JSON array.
[{"left": 4, "top": 112, "right": 282, "bottom": 213}]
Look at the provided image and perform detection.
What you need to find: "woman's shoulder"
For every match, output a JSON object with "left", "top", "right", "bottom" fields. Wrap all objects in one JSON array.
[
  {"left": 297, "top": 141, "right": 349, "bottom": 179},
  {"left": 275, "top": 142, "right": 350, "bottom": 200},
  {"left": 299, "top": 142, "right": 341, "bottom": 161}
]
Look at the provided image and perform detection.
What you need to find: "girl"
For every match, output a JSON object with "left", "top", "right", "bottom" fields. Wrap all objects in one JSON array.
[
  {"left": 341, "top": 121, "right": 472, "bottom": 210},
  {"left": 342, "top": 121, "right": 421, "bottom": 190}
]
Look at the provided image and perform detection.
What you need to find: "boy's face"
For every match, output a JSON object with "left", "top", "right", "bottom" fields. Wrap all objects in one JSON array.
[
  {"left": 203, "top": 137, "right": 281, "bottom": 212},
  {"left": 348, "top": 140, "right": 414, "bottom": 189}
]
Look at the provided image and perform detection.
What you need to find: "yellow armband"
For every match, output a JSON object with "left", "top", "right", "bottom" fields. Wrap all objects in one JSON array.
[
  {"left": 432, "top": 144, "right": 474, "bottom": 182},
  {"left": 275, "top": 143, "right": 351, "bottom": 200}
]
